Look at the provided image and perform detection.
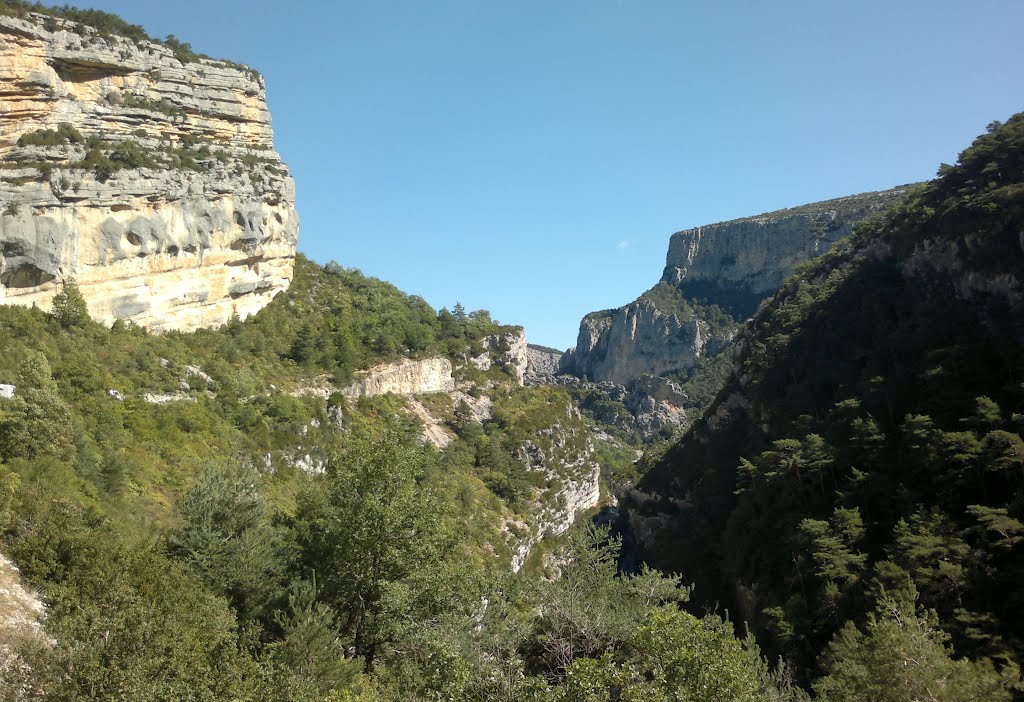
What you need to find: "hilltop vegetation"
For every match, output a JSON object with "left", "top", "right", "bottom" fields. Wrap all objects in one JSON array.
[
  {"left": 628, "top": 114, "right": 1024, "bottom": 697},
  {"left": 0, "top": 0, "right": 248, "bottom": 67}
]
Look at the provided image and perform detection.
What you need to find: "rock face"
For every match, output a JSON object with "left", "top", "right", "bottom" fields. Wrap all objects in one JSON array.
[
  {"left": 477, "top": 329, "right": 529, "bottom": 385},
  {"left": 508, "top": 406, "right": 602, "bottom": 572},
  {"left": 341, "top": 357, "right": 455, "bottom": 399},
  {"left": 561, "top": 187, "right": 909, "bottom": 387},
  {"left": 524, "top": 344, "right": 563, "bottom": 385},
  {"left": 662, "top": 187, "right": 911, "bottom": 314},
  {"left": 0, "top": 12, "right": 298, "bottom": 331},
  {"left": 561, "top": 300, "right": 712, "bottom": 386}
]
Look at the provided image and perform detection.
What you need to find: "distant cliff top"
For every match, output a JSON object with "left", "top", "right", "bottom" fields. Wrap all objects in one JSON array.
[
  {"left": 561, "top": 185, "right": 912, "bottom": 393},
  {"left": 675, "top": 185, "right": 916, "bottom": 233},
  {"left": 662, "top": 184, "right": 914, "bottom": 315}
]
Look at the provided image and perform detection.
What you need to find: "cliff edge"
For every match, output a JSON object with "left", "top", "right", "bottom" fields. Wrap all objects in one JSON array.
[
  {"left": 562, "top": 186, "right": 910, "bottom": 387},
  {"left": 0, "top": 10, "right": 298, "bottom": 331}
]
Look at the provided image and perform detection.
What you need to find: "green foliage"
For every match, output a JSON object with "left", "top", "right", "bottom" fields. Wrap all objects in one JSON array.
[
  {"left": 50, "top": 281, "right": 91, "bottom": 329},
  {"left": 640, "top": 281, "right": 694, "bottom": 320},
  {"left": 632, "top": 113, "right": 1024, "bottom": 688},
  {"left": 163, "top": 33, "right": 199, "bottom": 63},
  {"left": 120, "top": 93, "right": 184, "bottom": 116},
  {"left": 291, "top": 421, "right": 454, "bottom": 667},
  {"left": 268, "top": 579, "right": 363, "bottom": 697},
  {"left": 7, "top": 497, "right": 272, "bottom": 701},
  {"left": 16, "top": 122, "right": 83, "bottom": 147},
  {"left": 618, "top": 607, "right": 761, "bottom": 702},
  {"left": 528, "top": 526, "right": 690, "bottom": 675},
  {"left": 76, "top": 138, "right": 159, "bottom": 181},
  {"left": 0, "top": 352, "right": 74, "bottom": 460},
  {"left": 815, "top": 587, "right": 1020, "bottom": 701},
  {"left": 670, "top": 341, "right": 741, "bottom": 411},
  {"left": 166, "top": 464, "right": 287, "bottom": 623}
]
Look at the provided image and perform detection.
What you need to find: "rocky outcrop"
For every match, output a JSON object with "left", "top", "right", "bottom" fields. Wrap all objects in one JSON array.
[
  {"left": 507, "top": 406, "right": 602, "bottom": 572},
  {"left": 0, "top": 12, "right": 297, "bottom": 331},
  {"left": 524, "top": 344, "right": 564, "bottom": 386},
  {"left": 561, "top": 300, "right": 716, "bottom": 386},
  {"left": 472, "top": 329, "right": 529, "bottom": 384},
  {"left": 663, "top": 187, "right": 910, "bottom": 315},
  {"left": 341, "top": 357, "right": 455, "bottom": 399},
  {"left": 560, "top": 187, "right": 909, "bottom": 388},
  {"left": 405, "top": 398, "right": 453, "bottom": 449},
  {"left": 491, "top": 330, "right": 529, "bottom": 385}
]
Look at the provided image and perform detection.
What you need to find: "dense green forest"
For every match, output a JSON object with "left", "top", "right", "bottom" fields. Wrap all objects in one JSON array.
[
  {"left": 0, "top": 254, "right": 808, "bottom": 701},
  {"left": 628, "top": 113, "right": 1024, "bottom": 698}
]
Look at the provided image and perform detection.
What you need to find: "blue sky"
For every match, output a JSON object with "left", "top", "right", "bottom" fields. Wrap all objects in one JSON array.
[{"left": 77, "top": 1, "right": 1023, "bottom": 349}]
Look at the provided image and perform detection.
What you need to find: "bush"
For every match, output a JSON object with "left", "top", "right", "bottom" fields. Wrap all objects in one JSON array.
[{"left": 16, "top": 122, "right": 83, "bottom": 147}]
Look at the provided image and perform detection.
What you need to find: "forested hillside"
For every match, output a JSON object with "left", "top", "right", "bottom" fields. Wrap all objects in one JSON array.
[
  {"left": 627, "top": 113, "right": 1024, "bottom": 697},
  {"left": 1, "top": 4, "right": 1021, "bottom": 700}
]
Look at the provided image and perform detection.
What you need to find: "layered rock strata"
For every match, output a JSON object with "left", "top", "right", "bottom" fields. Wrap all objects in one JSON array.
[
  {"left": 0, "top": 12, "right": 298, "bottom": 331},
  {"left": 561, "top": 187, "right": 910, "bottom": 387},
  {"left": 341, "top": 357, "right": 455, "bottom": 399}
]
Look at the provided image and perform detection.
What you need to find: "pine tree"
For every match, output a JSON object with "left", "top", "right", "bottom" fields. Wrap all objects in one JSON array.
[
  {"left": 50, "top": 281, "right": 90, "bottom": 329},
  {"left": 815, "top": 587, "right": 1020, "bottom": 701}
]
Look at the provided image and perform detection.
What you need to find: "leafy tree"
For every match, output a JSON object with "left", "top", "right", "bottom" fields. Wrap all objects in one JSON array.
[
  {"left": 551, "top": 608, "right": 764, "bottom": 702},
  {"left": 292, "top": 421, "right": 453, "bottom": 668},
  {"left": 815, "top": 587, "right": 1020, "bottom": 702},
  {"left": 166, "top": 464, "right": 287, "bottom": 623},
  {"left": 0, "top": 353, "right": 73, "bottom": 460},
  {"left": 529, "top": 526, "right": 688, "bottom": 677},
  {"left": 0, "top": 461, "right": 17, "bottom": 527},
  {"left": 21, "top": 527, "right": 271, "bottom": 702},
  {"left": 288, "top": 323, "right": 317, "bottom": 365},
  {"left": 269, "top": 578, "right": 362, "bottom": 697}
]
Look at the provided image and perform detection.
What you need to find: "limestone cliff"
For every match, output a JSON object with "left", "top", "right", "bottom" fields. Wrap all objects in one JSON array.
[
  {"left": 0, "top": 11, "right": 297, "bottom": 331},
  {"left": 661, "top": 187, "right": 911, "bottom": 316},
  {"left": 341, "top": 357, "right": 455, "bottom": 399},
  {"left": 508, "top": 405, "right": 602, "bottom": 572},
  {"left": 561, "top": 299, "right": 715, "bottom": 387},
  {"left": 470, "top": 329, "right": 530, "bottom": 385},
  {"left": 524, "top": 344, "right": 562, "bottom": 385},
  {"left": 561, "top": 187, "right": 910, "bottom": 388}
]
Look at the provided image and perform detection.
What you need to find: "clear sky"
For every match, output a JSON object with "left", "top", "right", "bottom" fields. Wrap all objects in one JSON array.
[{"left": 73, "top": 1, "right": 1024, "bottom": 349}]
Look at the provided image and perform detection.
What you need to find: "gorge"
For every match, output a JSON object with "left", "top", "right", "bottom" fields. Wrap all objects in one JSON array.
[{"left": 0, "top": 4, "right": 1022, "bottom": 702}]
